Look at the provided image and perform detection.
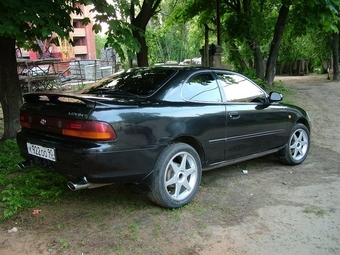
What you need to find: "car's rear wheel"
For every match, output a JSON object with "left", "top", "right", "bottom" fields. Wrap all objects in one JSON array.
[
  {"left": 280, "top": 123, "right": 310, "bottom": 165},
  {"left": 148, "top": 143, "right": 202, "bottom": 208}
]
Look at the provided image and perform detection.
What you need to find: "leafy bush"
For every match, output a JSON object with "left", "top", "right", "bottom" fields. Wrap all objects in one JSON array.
[{"left": 0, "top": 139, "right": 21, "bottom": 170}]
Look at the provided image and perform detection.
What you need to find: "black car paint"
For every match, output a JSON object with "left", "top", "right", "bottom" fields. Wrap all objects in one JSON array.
[{"left": 16, "top": 67, "right": 310, "bottom": 185}]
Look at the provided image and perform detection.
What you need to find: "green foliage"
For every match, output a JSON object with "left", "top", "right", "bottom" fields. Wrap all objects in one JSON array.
[
  {"left": 221, "top": 1, "right": 283, "bottom": 71},
  {"left": 279, "top": 31, "right": 331, "bottom": 73},
  {"left": 147, "top": 14, "right": 204, "bottom": 64},
  {"left": 0, "top": 140, "right": 67, "bottom": 221},
  {"left": 272, "top": 81, "right": 293, "bottom": 97},
  {"left": 105, "top": 23, "right": 141, "bottom": 63},
  {"left": 165, "top": 0, "right": 340, "bottom": 79},
  {"left": 0, "top": 1, "right": 82, "bottom": 51},
  {"left": 95, "top": 34, "right": 108, "bottom": 59},
  {"left": 90, "top": 0, "right": 162, "bottom": 65},
  {"left": 277, "top": 0, "right": 339, "bottom": 73},
  {"left": 169, "top": 0, "right": 215, "bottom": 26},
  {"left": 291, "top": 0, "right": 340, "bottom": 34},
  {"left": 0, "top": 140, "right": 21, "bottom": 170},
  {"left": 241, "top": 68, "right": 257, "bottom": 79}
]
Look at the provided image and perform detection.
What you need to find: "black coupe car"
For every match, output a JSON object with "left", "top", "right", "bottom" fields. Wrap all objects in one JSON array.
[{"left": 16, "top": 66, "right": 311, "bottom": 208}]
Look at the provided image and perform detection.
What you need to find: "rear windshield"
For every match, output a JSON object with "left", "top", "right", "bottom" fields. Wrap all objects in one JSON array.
[{"left": 86, "top": 68, "right": 176, "bottom": 96}]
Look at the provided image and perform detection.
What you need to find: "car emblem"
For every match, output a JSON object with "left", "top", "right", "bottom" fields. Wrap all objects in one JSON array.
[{"left": 40, "top": 119, "right": 47, "bottom": 125}]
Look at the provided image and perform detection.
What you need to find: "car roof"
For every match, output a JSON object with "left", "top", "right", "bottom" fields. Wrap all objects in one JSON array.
[
  {"left": 145, "top": 65, "right": 233, "bottom": 73},
  {"left": 79, "top": 65, "right": 235, "bottom": 95}
]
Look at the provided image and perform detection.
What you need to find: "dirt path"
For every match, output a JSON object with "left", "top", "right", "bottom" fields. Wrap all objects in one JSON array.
[
  {"left": 200, "top": 74, "right": 340, "bottom": 255},
  {"left": 277, "top": 75, "right": 340, "bottom": 154},
  {"left": 0, "top": 74, "right": 339, "bottom": 255}
]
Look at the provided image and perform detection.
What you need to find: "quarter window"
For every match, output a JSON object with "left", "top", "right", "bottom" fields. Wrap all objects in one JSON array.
[
  {"left": 217, "top": 73, "right": 266, "bottom": 103},
  {"left": 182, "top": 73, "right": 222, "bottom": 102}
]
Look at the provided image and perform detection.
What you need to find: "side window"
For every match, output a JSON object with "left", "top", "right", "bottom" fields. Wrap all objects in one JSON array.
[
  {"left": 217, "top": 73, "right": 266, "bottom": 103},
  {"left": 182, "top": 73, "right": 222, "bottom": 102}
]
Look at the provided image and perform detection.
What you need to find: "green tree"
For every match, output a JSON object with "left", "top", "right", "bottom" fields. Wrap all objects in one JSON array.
[
  {"left": 222, "top": 0, "right": 280, "bottom": 79},
  {"left": 288, "top": 0, "right": 340, "bottom": 80},
  {"left": 146, "top": 0, "right": 204, "bottom": 65},
  {"left": 163, "top": 0, "right": 218, "bottom": 66},
  {"left": 0, "top": 1, "right": 86, "bottom": 140},
  {"left": 170, "top": 0, "right": 279, "bottom": 80},
  {"left": 95, "top": 34, "right": 107, "bottom": 58},
  {"left": 264, "top": 2, "right": 291, "bottom": 87},
  {"left": 91, "top": 0, "right": 162, "bottom": 67},
  {"left": 278, "top": 21, "right": 331, "bottom": 75}
]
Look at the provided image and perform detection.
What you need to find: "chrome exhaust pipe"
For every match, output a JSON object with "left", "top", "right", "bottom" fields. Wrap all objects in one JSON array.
[
  {"left": 67, "top": 178, "right": 89, "bottom": 191},
  {"left": 67, "top": 177, "right": 112, "bottom": 191},
  {"left": 18, "top": 160, "right": 32, "bottom": 169}
]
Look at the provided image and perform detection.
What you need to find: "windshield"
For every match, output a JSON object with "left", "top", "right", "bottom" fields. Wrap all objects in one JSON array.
[{"left": 86, "top": 68, "right": 177, "bottom": 96}]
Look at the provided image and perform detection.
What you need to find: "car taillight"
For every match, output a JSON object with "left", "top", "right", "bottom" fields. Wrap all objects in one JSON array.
[
  {"left": 20, "top": 114, "right": 116, "bottom": 141},
  {"left": 62, "top": 120, "right": 117, "bottom": 140},
  {"left": 20, "top": 115, "right": 31, "bottom": 128}
]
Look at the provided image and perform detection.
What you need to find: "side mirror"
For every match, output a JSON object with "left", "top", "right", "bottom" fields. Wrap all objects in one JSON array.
[{"left": 269, "top": 92, "right": 283, "bottom": 102}]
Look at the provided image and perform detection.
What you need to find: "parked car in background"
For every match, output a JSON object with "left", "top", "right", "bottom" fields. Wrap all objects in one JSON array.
[{"left": 16, "top": 66, "right": 311, "bottom": 208}]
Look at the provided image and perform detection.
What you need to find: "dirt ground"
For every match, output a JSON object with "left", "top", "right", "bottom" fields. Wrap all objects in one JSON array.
[{"left": 0, "top": 74, "right": 339, "bottom": 255}]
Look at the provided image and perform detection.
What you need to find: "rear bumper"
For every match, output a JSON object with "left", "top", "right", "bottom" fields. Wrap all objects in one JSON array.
[{"left": 16, "top": 130, "right": 161, "bottom": 183}]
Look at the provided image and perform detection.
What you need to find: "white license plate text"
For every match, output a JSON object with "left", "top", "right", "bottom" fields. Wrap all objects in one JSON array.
[{"left": 27, "top": 142, "right": 56, "bottom": 161}]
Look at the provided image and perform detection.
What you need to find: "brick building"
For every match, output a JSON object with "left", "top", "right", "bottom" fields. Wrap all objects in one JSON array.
[{"left": 21, "top": 4, "right": 96, "bottom": 61}]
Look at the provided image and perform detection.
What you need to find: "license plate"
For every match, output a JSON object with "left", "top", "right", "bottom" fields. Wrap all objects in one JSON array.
[{"left": 27, "top": 142, "right": 56, "bottom": 162}]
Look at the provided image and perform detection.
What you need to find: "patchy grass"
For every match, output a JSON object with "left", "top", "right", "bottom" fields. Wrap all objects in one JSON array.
[
  {"left": 0, "top": 139, "right": 69, "bottom": 220},
  {"left": 303, "top": 205, "right": 326, "bottom": 217}
]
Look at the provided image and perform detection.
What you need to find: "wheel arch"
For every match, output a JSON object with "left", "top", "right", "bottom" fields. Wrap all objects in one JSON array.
[
  {"left": 296, "top": 117, "right": 311, "bottom": 133},
  {"left": 172, "top": 135, "right": 205, "bottom": 165},
  {"left": 138, "top": 135, "right": 204, "bottom": 189},
  {"left": 278, "top": 119, "right": 311, "bottom": 165},
  {"left": 148, "top": 138, "right": 203, "bottom": 208}
]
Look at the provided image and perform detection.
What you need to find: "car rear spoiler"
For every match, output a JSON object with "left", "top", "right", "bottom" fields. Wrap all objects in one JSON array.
[{"left": 23, "top": 93, "right": 112, "bottom": 108}]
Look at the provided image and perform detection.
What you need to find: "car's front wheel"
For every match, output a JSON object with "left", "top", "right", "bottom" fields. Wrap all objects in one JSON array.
[
  {"left": 148, "top": 143, "right": 202, "bottom": 208},
  {"left": 280, "top": 123, "right": 310, "bottom": 165}
]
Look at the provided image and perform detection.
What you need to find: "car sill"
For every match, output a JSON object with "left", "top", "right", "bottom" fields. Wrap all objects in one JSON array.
[{"left": 203, "top": 147, "right": 283, "bottom": 171}]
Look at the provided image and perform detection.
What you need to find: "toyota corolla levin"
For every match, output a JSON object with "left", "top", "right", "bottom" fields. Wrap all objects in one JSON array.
[{"left": 16, "top": 66, "right": 311, "bottom": 208}]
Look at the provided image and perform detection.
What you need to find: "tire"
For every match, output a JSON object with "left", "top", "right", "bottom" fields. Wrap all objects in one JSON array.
[
  {"left": 148, "top": 143, "right": 202, "bottom": 208},
  {"left": 280, "top": 123, "right": 310, "bottom": 165}
]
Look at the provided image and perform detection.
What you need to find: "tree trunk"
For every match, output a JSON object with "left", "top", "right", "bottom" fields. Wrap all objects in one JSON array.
[
  {"left": 204, "top": 24, "right": 209, "bottom": 67},
  {"left": 253, "top": 40, "right": 265, "bottom": 80},
  {"left": 133, "top": 29, "right": 149, "bottom": 67},
  {"left": 227, "top": 42, "right": 248, "bottom": 72},
  {"left": 265, "top": 4, "right": 290, "bottom": 87},
  {"left": 332, "top": 30, "right": 339, "bottom": 80},
  {"left": 0, "top": 37, "right": 22, "bottom": 140},
  {"left": 243, "top": 0, "right": 264, "bottom": 80},
  {"left": 130, "top": 0, "right": 162, "bottom": 67}
]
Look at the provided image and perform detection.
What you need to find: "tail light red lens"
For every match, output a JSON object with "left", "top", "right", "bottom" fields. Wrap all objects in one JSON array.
[
  {"left": 62, "top": 120, "right": 117, "bottom": 140},
  {"left": 19, "top": 114, "right": 116, "bottom": 140},
  {"left": 20, "top": 115, "right": 31, "bottom": 128}
]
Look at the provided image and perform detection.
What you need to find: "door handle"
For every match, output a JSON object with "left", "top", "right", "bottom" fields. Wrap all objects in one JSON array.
[{"left": 229, "top": 111, "right": 240, "bottom": 119}]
